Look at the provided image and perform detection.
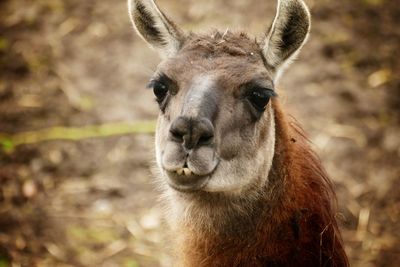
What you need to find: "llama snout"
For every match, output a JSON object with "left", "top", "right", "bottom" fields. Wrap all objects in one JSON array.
[{"left": 161, "top": 116, "right": 219, "bottom": 192}]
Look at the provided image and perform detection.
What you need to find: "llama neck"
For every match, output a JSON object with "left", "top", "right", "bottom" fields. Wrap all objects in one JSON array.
[{"left": 174, "top": 102, "right": 349, "bottom": 267}]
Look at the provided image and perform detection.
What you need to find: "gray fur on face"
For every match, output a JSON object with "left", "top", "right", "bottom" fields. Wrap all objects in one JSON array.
[{"left": 181, "top": 75, "right": 218, "bottom": 120}]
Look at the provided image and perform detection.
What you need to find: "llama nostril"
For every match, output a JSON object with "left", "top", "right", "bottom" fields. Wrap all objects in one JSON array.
[
  {"left": 169, "top": 116, "right": 214, "bottom": 149},
  {"left": 194, "top": 118, "right": 214, "bottom": 146},
  {"left": 198, "top": 134, "right": 214, "bottom": 145},
  {"left": 170, "top": 129, "right": 184, "bottom": 142},
  {"left": 169, "top": 116, "right": 189, "bottom": 143}
]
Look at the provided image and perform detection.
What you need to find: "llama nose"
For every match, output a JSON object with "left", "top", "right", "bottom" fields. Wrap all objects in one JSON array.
[{"left": 169, "top": 116, "right": 214, "bottom": 150}]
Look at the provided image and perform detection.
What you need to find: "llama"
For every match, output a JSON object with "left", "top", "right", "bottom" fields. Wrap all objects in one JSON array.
[{"left": 128, "top": 0, "right": 349, "bottom": 266}]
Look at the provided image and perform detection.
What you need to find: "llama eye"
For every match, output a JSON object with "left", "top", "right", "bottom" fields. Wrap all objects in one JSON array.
[
  {"left": 247, "top": 88, "right": 274, "bottom": 112},
  {"left": 152, "top": 81, "right": 169, "bottom": 103}
]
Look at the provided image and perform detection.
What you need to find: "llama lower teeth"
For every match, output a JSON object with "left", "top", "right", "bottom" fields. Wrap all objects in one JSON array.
[
  {"left": 177, "top": 168, "right": 184, "bottom": 175},
  {"left": 183, "top": 168, "right": 192, "bottom": 176}
]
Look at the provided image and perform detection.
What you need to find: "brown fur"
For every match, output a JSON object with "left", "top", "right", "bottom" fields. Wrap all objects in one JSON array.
[{"left": 176, "top": 101, "right": 349, "bottom": 267}]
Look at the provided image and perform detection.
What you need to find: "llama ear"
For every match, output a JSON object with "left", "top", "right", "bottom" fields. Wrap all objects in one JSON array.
[
  {"left": 262, "top": 0, "right": 311, "bottom": 73},
  {"left": 128, "top": 0, "right": 185, "bottom": 58}
]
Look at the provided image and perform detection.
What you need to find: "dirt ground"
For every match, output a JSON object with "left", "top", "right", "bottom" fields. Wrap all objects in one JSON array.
[{"left": 0, "top": 0, "right": 399, "bottom": 266}]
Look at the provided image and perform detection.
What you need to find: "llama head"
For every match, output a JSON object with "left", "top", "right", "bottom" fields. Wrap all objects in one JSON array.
[{"left": 128, "top": 0, "right": 310, "bottom": 198}]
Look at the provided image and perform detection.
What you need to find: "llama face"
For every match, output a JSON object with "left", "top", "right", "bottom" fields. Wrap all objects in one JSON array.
[
  {"left": 151, "top": 34, "right": 277, "bottom": 194},
  {"left": 128, "top": 0, "right": 310, "bottom": 195}
]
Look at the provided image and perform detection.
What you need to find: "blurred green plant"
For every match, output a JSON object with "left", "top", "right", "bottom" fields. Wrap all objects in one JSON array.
[
  {"left": 0, "top": 121, "right": 156, "bottom": 152},
  {"left": 0, "top": 38, "right": 9, "bottom": 51},
  {"left": 0, "top": 257, "right": 9, "bottom": 267},
  {"left": 122, "top": 259, "right": 140, "bottom": 267},
  {"left": 0, "top": 138, "right": 14, "bottom": 152}
]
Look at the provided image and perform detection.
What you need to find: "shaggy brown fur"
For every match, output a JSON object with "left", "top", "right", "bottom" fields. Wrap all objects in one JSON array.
[{"left": 177, "top": 101, "right": 349, "bottom": 267}]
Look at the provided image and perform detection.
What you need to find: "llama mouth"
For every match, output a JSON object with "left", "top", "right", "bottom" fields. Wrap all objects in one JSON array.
[
  {"left": 163, "top": 156, "right": 220, "bottom": 193},
  {"left": 166, "top": 171, "right": 211, "bottom": 193}
]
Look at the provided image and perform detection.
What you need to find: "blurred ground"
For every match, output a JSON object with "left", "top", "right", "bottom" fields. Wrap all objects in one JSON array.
[{"left": 0, "top": 0, "right": 399, "bottom": 266}]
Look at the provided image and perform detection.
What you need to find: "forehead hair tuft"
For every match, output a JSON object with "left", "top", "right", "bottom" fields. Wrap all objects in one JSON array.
[{"left": 181, "top": 31, "right": 261, "bottom": 57}]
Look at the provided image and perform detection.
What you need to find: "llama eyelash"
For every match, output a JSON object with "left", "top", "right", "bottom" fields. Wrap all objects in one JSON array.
[{"left": 147, "top": 73, "right": 170, "bottom": 89}]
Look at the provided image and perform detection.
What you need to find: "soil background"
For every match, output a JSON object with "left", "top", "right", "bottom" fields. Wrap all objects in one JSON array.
[{"left": 0, "top": 0, "right": 399, "bottom": 266}]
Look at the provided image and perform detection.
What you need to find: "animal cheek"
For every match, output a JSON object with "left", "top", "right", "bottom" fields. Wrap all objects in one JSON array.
[
  {"left": 160, "top": 104, "right": 174, "bottom": 122},
  {"left": 217, "top": 134, "right": 243, "bottom": 160},
  {"left": 156, "top": 121, "right": 170, "bottom": 145},
  {"left": 163, "top": 113, "right": 171, "bottom": 121}
]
